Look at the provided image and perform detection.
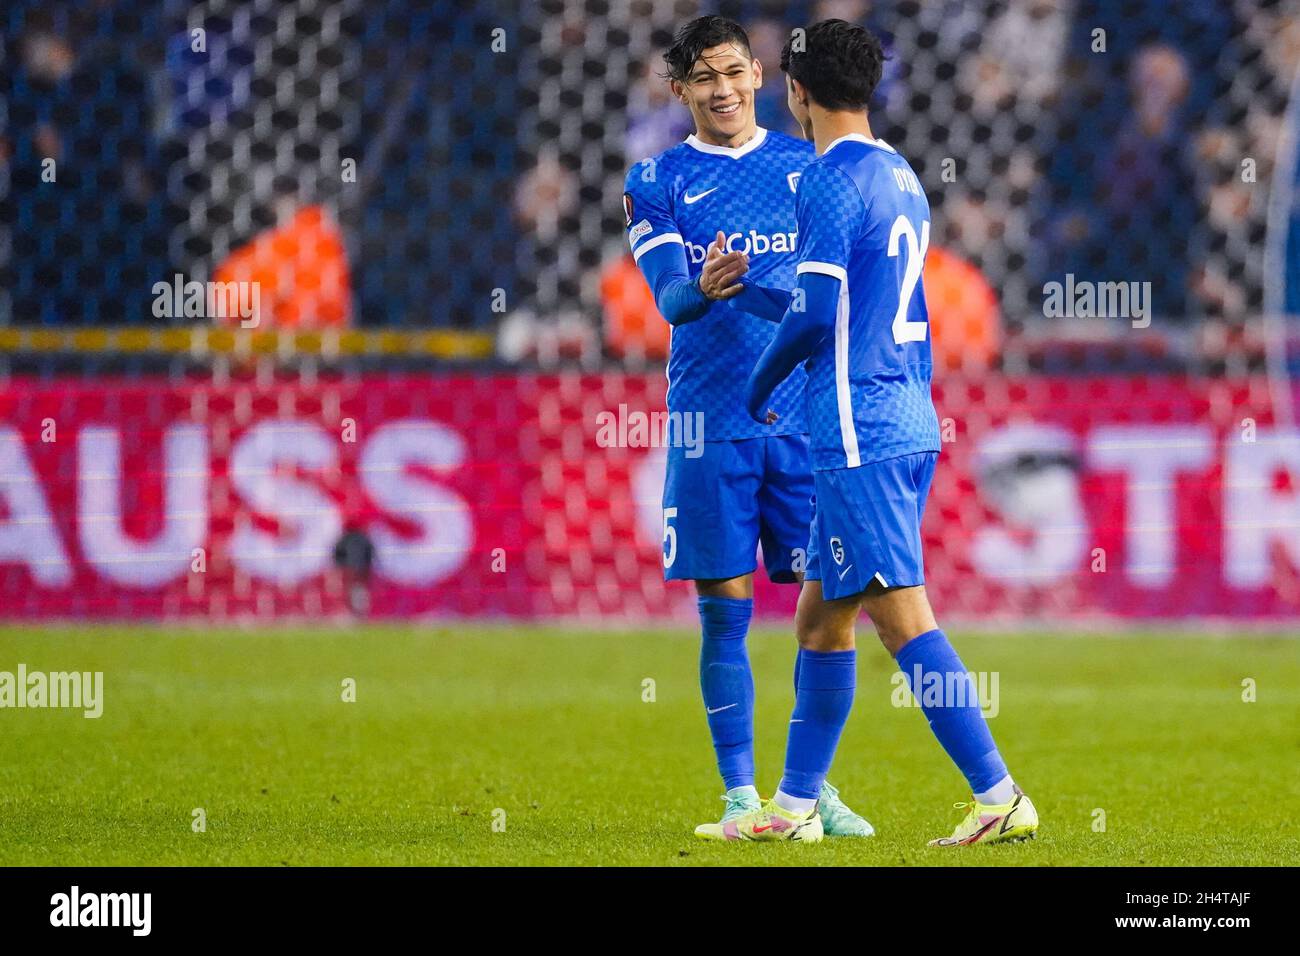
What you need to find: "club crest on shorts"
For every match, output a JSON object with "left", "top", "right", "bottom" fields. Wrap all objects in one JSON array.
[
  {"left": 787, "top": 172, "right": 801, "bottom": 194},
  {"left": 829, "top": 536, "right": 845, "bottom": 566}
]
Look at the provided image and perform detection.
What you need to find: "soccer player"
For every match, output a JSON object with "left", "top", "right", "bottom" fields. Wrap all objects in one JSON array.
[
  {"left": 622, "top": 15, "right": 871, "bottom": 837},
  {"left": 697, "top": 19, "right": 1038, "bottom": 845}
]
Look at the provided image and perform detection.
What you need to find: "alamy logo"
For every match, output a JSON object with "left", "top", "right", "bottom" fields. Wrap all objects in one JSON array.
[
  {"left": 1042, "top": 273, "right": 1151, "bottom": 328},
  {"left": 594, "top": 403, "right": 704, "bottom": 459},
  {"left": 152, "top": 273, "right": 260, "bottom": 326},
  {"left": 50, "top": 886, "right": 151, "bottom": 936},
  {"left": 0, "top": 665, "right": 103, "bottom": 718},
  {"left": 891, "top": 667, "right": 1000, "bottom": 718}
]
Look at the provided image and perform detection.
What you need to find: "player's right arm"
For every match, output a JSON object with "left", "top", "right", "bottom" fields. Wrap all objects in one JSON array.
[{"left": 623, "top": 163, "right": 746, "bottom": 326}]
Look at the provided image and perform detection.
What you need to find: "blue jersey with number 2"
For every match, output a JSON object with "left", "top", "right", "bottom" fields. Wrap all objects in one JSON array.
[{"left": 794, "top": 134, "right": 941, "bottom": 470}]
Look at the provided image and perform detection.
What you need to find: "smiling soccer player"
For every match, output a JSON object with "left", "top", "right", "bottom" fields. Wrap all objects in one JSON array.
[
  {"left": 698, "top": 19, "right": 1039, "bottom": 847},
  {"left": 622, "top": 15, "right": 872, "bottom": 838}
]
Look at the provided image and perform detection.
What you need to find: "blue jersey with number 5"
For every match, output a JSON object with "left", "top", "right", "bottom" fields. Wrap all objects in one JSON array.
[{"left": 795, "top": 134, "right": 941, "bottom": 471}]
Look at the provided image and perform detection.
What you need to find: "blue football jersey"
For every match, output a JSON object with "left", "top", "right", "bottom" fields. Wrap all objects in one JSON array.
[
  {"left": 794, "top": 134, "right": 941, "bottom": 470},
  {"left": 624, "top": 128, "right": 814, "bottom": 440}
]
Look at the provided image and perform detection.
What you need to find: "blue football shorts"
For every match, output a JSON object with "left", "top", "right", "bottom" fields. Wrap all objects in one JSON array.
[
  {"left": 805, "top": 451, "right": 938, "bottom": 600},
  {"left": 661, "top": 433, "right": 814, "bottom": 584}
]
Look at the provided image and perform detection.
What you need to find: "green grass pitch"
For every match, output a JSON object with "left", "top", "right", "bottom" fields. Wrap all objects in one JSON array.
[{"left": 0, "top": 624, "right": 1297, "bottom": 866}]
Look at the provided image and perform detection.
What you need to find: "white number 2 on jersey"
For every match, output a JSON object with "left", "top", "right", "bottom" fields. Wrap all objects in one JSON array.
[{"left": 887, "top": 214, "right": 930, "bottom": 345}]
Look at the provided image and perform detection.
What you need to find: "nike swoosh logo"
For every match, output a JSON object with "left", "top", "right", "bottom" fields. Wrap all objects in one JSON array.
[
  {"left": 706, "top": 703, "right": 737, "bottom": 715},
  {"left": 752, "top": 823, "right": 772, "bottom": 833},
  {"left": 998, "top": 797, "right": 1021, "bottom": 834},
  {"left": 837, "top": 564, "right": 854, "bottom": 581},
  {"left": 963, "top": 818, "right": 1000, "bottom": 844},
  {"left": 683, "top": 187, "right": 718, "bottom": 204}
]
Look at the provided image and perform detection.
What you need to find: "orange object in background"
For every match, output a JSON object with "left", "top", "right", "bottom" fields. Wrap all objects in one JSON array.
[
  {"left": 212, "top": 204, "right": 351, "bottom": 328},
  {"left": 601, "top": 253, "right": 671, "bottom": 361},
  {"left": 922, "top": 245, "right": 1000, "bottom": 373},
  {"left": 601, "top": 245, "right": 1000, "bottom": 372}
]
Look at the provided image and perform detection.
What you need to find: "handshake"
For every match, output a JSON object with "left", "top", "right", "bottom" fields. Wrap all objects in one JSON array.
[{"left": 697, "top": 229, "right": 750, "bottom": 300}]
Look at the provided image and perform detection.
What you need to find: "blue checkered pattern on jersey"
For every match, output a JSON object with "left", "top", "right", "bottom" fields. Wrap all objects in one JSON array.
[
  {"left": 795, "top": 136, "right": 941, "bottom": 470},
  {"left": 624, "top": 128, "right": 815, "bottom": 441}
]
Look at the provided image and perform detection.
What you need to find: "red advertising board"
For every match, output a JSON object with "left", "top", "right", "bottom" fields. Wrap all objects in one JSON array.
[{"left": 1, "top": 373, "right": 1297, "bottom": 622}]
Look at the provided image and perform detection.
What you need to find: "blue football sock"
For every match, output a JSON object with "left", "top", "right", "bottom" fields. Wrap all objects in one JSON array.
[
  {"left": 698, "top": 596, "right": 755, "bottom": 790},
  {"left": 895, "top": 629, "right": 1008, "bottom": 794},
  {"left": 778, "top": 648, "right": 856, "bottom": 799}
]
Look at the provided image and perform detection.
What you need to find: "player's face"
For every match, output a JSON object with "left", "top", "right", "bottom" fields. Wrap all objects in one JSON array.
[
  {"left": 672, "top": 42, "right": 762, "bottom": 147},
  {"left": 786, "top": 74, "right": 812, "bottom": 139}
]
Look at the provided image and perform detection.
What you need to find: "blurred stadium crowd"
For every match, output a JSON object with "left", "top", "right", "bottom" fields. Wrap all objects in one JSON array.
[
  {"left": 2, "top": 0, "right": 1299, "bottom": 374},
  {"left": 1, "top": 0, "right": 517, "bottom": 332}
]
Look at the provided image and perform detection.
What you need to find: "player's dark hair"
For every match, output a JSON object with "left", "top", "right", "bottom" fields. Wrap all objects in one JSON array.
[
  {"left": 661, "top": 16, "right": 752, "bottom": 83},
  {"left": 780, "top": 19, "right": 885, "bottom": 111}
]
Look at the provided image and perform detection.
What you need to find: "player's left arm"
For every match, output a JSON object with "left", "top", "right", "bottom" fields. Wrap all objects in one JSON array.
[
  {"left": 743, "top": 274, "right": 839, "bottom": 422},
  {"left": 744, "top": 163, "right": 867, "bottom": 423},
  {"left": 729, "top": 280, "right": 793, "bottom": 323}
]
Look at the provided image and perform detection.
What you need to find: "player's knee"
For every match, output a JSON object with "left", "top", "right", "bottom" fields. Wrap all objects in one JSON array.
[
  {"left": 695, "top": 575, "right": 753, "bottom": 600},
  {"left": 864, "top": 586, "right": 937, "bottom": 656},
  {"left": 795, "top": 614, "right": 853, "bottom": 653},
  {"left": 875, "top": 625, "right": 911, "bottom": 657}
]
